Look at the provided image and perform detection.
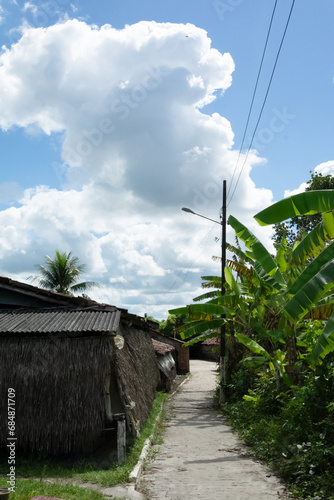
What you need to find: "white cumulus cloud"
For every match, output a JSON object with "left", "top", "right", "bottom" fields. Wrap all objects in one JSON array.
[
  {"left": 284, "top": 160, "right": 334, "bottom": 198},
  {"left": 0, "top": 19, "right": 275, "bottom": 318}
]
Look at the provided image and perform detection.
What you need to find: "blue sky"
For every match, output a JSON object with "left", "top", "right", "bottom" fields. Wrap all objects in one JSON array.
[{"left": 0, "top": 0, "right": 333, "bottom": 318}]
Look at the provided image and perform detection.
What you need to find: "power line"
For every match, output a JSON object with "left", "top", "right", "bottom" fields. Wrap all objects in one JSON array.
[
  {"left": 227, "top": 0, "right": 278, "bottom": 201},
  {"left": 227, "top": 0, "right": 296, "bottom": 207}
]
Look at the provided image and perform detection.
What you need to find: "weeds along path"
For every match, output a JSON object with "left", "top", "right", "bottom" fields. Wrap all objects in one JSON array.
[{"left": 138, "top": 359, "right": 292, "bottom": 500}]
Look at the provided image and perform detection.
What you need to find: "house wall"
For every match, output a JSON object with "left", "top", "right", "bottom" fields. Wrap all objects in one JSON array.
[
  {"left": 0, "top": 335, "right": 114, "bottom": 455},
  {"left": 0, "top": 318, "right": 161, "bottom": 456},
  {"left": 115, "top": 324, "right": 160, "bottom": 436}
]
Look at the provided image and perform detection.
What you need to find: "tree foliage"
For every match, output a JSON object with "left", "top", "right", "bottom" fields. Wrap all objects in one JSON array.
[
  {"left": 272, "top": 171, "right": 334, "bottom": 245},
  {"left": 30, "top": 250, "right": 100, "bottom": 295}
]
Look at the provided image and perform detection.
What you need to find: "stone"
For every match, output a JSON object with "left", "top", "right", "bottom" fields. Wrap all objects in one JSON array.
[{"left": 30, "top": 496, "right": 69, "bottom": 500}]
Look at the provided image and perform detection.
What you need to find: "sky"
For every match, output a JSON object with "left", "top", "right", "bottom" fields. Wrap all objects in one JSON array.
[{"left": 0, "top": 0, "right": 333, "bottom": 319}]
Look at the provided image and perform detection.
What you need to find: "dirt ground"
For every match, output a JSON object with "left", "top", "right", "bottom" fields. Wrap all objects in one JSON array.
[{"left": 138, "top": 359, "right": 294, "bottom": 500}]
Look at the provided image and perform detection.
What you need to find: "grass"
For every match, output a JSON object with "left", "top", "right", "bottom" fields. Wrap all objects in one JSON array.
[
  {"left": 0, "top": 479, "right": 107, "bottom": 500},
  {"left": 0, "top": 391, "right": 168, "bottom": 498}
]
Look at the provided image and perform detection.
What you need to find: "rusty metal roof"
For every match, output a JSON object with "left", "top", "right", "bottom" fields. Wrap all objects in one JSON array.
[
  {"left": 202, "top": 337, "right": 219, "bottom": 345},
  {"left": 152, "top": 338, "right": 175, "bottom": 355},
  {"left": 0, "top": 309, "right": 121, "bottom": 335}
]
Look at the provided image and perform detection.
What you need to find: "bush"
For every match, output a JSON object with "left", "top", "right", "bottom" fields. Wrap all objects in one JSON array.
[{"left": 223, "top": 363, "right": 334, "bottom": 499}]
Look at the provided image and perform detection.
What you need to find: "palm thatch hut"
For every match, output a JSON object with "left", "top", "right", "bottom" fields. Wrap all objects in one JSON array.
[{"left": 0, "top": 304, "right": 160, "bottom": 457}]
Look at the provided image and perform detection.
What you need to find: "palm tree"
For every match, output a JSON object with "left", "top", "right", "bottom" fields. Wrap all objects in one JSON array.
[{"left": 30, "top": 250, "right": 100, "bottom": 295}]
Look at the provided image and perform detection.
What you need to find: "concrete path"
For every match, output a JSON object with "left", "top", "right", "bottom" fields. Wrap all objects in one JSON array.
[{"left": 138, "top": 359, "right": 292, "bottom": 500}]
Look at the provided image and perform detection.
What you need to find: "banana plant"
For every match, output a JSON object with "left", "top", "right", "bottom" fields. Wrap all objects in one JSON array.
[
  {"left": 170, "top": 190, "right": 334, "bottom": 369},
  {"left": 236, "top": 333, "right": 289, "bottom": 390},
  {"left": 254, "top": 190, "right": 334, "bottom": 365}
]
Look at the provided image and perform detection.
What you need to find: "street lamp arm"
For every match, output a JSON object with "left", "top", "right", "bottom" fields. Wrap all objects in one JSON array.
[{"left": 181, "top": 207, "right": 221, "bottom": 226}]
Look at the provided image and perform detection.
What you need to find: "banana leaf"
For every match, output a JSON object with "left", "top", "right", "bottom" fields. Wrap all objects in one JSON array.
[
  {"left": 284, "top": 260, "right": 334, "bottom": 322},
  {"left": 288, "top": 241, "right": 334, "bottom": 295},
  {"left": 254, "top": 190, "right": 334, "bottom": 226},
  {"left": 207, "top": 294, "right": 239, "bottom": 307},
  {"left": 307, "top": 301, "right": 334, "bottom": 320},
  {"left": 235, "top": 333, "right": 271, "bottom": 359},
  {"left": 228, "top": 215, "right": 285, "bottom": 287},
  {"left": 274, "top": 240, "right": 291, "bottom": 273},
  {"left": 193, "top": 290, "right": 220, "bottom": 302},
  {"left": 169, "top": 303, "right": 230, "bottom": 319},
  {"left": 202, "top": 275, "right": 222, "bottom": 282},
  {"left": 241, "top": 356, "right": 270, "bottom": 369},
  {"left": 176, "top": 318, "right": 226, "bottom": 340},
  {"left": 226, "top": 242, "right": 254, "bottom": 265},
  {"left": 308, "top": 310, "right": 334, "bottom": 365},
  {"left": 200, "top": 275, "right": 222, "bottom": 289},
  {"left": 183, "top": 330, "right": 221, "bottom": 346},
  {"left": 226, "top": 259, "right": 253, "bottom": 277},
  {"left": 253, "top": 262, "right": 282, "bottom": 291},
  {"left": 192, "top": 290, "right": 239, "bottom": 309},
  {"left": 291, "top": 211, "right": 334, "bottom": 264},
  {"left": 225, "top": 266, "right": 240, "bottom": 296}
]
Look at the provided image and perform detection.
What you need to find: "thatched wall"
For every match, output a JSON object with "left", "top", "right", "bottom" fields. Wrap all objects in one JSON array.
[
  {"left": 115, "top": 324, "right": 160, "bottom": 436},
  {"left": 0, "top": 322, "right": 160, "bottom": 454},
  {"left": 0, "top": 335, "right": 114, "bottom": 455}
]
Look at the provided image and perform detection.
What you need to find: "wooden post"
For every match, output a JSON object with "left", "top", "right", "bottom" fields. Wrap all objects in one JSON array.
[
  {"left": 219, "top": 180, "right": 227, "bottom": 404},
  {"left": 116, "top": 414, "right": 126, "bottom": 464}
]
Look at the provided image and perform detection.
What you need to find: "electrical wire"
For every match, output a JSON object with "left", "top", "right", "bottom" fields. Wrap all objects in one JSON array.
[
  {"left": 152, "top": 1, "right": 296, "bottom": 317},
  {"left": 227, "top": 0, "right": 278, "bottom": 201},
  {"left": 227, "top": 0, "right": 296, "bottom": 207}
]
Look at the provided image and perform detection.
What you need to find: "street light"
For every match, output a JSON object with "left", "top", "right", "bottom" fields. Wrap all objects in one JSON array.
[{"left": 182, "top": 180, "right": 227, "bottom": 404}]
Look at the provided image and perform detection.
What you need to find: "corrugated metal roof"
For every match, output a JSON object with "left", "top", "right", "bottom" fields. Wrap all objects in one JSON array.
[{"left": 0, "top": 309, "right": 121, "bottom": 335}]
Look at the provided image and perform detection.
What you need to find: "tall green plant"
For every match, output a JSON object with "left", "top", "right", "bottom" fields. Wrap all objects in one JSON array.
[
  {"left": 170, "top": 190, "right": 334, "bottom": 372},
  {"left": 254, "top": 190, "right": 334, "bottom": 365}
]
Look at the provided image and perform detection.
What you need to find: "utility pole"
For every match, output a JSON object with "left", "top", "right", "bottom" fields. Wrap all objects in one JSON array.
[
  {"left": 219, "top": 180, "right": 227, "bottom": 404},
  {"left": 182, "top": 180, "right": 227, "bottom": 404}
]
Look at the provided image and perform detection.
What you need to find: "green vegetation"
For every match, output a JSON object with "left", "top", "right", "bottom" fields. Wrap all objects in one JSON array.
[
  {"left": 30, "top": 250, "right": 101, "bottom": 295},
  {"left": 273, "top": 171, "right": 334, "bottom": 245},
  {"left": 159, "top": 314, "right": 187, "bottom": 338},
  {"left": 0, "top": 479, "right": 106, "bottom": 500},
  {"left": 224, "top": 356, "right": 334, "bottom": 499},
  {"left": 170, "top": 185, "right": 334, "bottom": 500},
  {"left": 0, "top": 392, "right": 167, "bottom": 498}
]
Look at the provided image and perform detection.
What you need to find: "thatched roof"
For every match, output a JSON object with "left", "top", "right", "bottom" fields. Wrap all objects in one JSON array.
[{"left": 152, "top": 338, "right": 175, "bottom": 356}]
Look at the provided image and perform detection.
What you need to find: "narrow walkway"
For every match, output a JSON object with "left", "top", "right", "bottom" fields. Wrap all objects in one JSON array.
[{"left": 139, "top": 360, "right": 291, "bottom": 500}]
